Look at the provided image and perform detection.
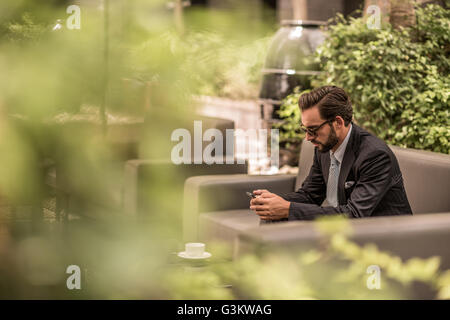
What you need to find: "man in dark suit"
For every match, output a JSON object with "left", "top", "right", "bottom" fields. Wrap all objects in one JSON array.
[{"left": 250, "top": 86, "right": 412, "bottom": 221}]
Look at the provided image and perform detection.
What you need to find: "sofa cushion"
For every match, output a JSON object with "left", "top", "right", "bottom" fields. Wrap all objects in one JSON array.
[{"left": 295, "top": 139, "right": 315, "bottom": 190}]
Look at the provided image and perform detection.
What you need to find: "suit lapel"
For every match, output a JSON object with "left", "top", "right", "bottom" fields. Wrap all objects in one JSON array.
[
  {"left": 321, "top": 151, "right": 330, "bottom": 186},
  {"left": 337, "top": 125, "right": 358, "bottom": 204}
]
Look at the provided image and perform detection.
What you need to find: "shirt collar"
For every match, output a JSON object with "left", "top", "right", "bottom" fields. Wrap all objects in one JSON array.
[{"left": 330, "top": 124, "right": 352, "bottom": 164}]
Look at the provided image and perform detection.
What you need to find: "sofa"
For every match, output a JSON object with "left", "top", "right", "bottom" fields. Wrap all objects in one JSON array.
[
  {"left": 183, "top": 139, "right": 450, "bottom": 265},
  {"left": 43, "top": 115, "right": 246, "bottom": 225},
  {"left": 119, "top": 116, "right": 249, "bottom": 241}
]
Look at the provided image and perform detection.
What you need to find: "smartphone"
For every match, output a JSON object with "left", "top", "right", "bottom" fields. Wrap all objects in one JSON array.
[{"left": 246, "top": 191, "right": 257, "bottom": 199}]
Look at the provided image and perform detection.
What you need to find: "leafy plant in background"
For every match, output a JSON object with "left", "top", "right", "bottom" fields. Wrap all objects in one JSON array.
[
  {"left": 0, "top": 0, "right": 193, "bottom": 298},
  {"left": 275, "top": 87, "right": 306, "bottom": 146},
  {"left": 4, "top": 13, "right": 47, "bottom": 43},
  {"left": 0, "top": 0, "right": 278, "bottom": 299},
  {"left": 312, "top": 4, "right": 449, "bottom": 154},
  {"left": 272, "top": 88, "right": 306, "bottom": 166},
  {"left": 135, "top": 30, "right": 272, "bottom": 100}
]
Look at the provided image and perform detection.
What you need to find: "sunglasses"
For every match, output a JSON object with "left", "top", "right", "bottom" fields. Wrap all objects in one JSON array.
[{"left": 300, "top": 119, "right": 334, "bottom": 137}]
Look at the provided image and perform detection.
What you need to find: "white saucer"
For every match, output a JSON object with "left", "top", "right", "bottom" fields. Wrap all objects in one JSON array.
[{"left": 177, "top": 251, "right": 212, "bottom": 259}]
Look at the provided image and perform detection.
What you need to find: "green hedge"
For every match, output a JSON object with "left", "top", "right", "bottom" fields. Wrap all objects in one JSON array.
[{"left": 311, "top": 4, "right": 450, "bottom": 154}]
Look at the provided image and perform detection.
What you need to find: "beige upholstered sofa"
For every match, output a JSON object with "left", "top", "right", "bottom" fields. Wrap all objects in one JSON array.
[{"left": 183, "top": 139, "right": 450, "bottom": 266}]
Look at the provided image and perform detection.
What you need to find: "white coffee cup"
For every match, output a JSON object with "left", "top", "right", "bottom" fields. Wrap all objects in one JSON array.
[{"left": 185, "top": 242, "right": 205, "bottom": 258}]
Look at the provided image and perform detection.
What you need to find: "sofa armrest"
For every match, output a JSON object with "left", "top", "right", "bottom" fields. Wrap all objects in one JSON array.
[{"left": 183, "top": 174, "right": 296, "bottom": 241}]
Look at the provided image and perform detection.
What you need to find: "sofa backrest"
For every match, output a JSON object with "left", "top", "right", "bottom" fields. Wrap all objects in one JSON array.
[
  {"left": 295, "top": 139, "right": 315, "bottom": 190},
  {"left": 294, "top": 139, "right": 450, "bottom": 214},
  {"left": 390, "top": 146, "right": 450, "bottom": 214}
]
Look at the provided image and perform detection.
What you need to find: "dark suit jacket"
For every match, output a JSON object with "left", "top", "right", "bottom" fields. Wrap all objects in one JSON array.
[{"left": 282, "top": 124, "right": 413, "bottom": 220}]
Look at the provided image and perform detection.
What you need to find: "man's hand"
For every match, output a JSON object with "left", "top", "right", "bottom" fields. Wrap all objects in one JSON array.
[{"left": 249, "top": 189, "right": 290, "bottom": 221}]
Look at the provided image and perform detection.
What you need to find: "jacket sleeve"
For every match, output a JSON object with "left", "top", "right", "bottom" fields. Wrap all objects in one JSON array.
[
  {"left": 281, "top": 148, "right": 327, "bottom": 206},
  {"left": 288, "top": 150, "right": 393, "bottom": 220}
]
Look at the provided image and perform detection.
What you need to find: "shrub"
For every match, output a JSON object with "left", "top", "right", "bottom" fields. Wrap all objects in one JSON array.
[
  {"left": 275, "top": 87, "right": 305, "bottom": 147},
  {"left": 312, "top": 4, "right": 450, "bottom": 154},
  {"left": 4, "top": 13, "right": 47, "bottom": 43},
  {"left": 136, "top": 31, "right": 271, "bottom": 100}
]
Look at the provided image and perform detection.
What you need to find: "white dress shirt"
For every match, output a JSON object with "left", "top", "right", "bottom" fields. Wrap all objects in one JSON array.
[{"left": 325, "top": 124, "right": 352, "bottom": 206}]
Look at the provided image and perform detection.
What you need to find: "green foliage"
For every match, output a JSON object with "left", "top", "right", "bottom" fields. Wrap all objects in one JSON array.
[
  {"left": 138, "top": 31, "right": 271, "bottom": 100},
  {"left": 312, "top": 4, "right": 450, "bottom": 154},
  {"left": 275, "top": 87, "right": 306, "bottom": 146},
  {"left": 4, "top": 13, "right": 47, "bottom": 43}
]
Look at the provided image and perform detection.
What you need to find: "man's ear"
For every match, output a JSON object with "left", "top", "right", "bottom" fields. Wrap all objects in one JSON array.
[{"left": 335, "top": 116, "right": 345, "bottom": 128}]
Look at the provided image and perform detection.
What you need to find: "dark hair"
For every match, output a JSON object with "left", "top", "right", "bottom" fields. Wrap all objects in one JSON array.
[{"left": 298, "top": 86, "right": 353, "bottom": 125}]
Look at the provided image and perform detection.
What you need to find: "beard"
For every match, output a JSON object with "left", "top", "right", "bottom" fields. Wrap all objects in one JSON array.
[{"left": 312, "top": 125, "right": 339, "bottom": 153}]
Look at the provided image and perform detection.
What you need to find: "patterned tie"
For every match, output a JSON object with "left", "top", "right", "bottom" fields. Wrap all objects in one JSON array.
[{"left": 326, "top": 154, "right": 340, "bottom": 207}]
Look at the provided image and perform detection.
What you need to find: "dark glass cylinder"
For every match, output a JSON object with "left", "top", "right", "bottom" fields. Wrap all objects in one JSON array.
[{"left": 259, "top": 20, "right": 326, "bottom": 120}]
